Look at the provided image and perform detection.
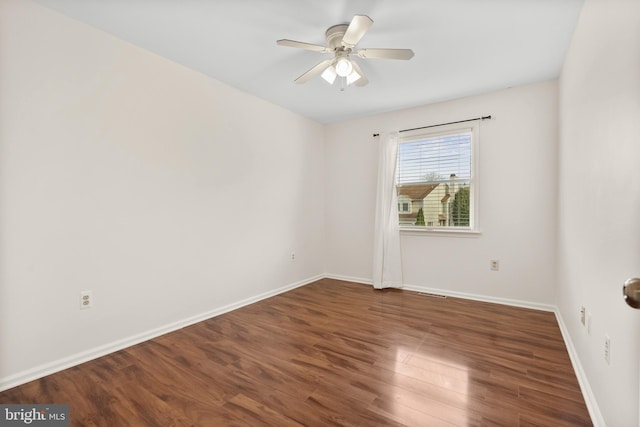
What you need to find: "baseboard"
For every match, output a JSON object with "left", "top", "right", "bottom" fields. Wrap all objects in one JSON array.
[
  {"left": 554, "top": 309, "right": 606, "bottom": 427},
  {"left": 322, "top": 277, "right": 556, "bottom": 312},
  {"left": 0, "top": 274, "right": 324, "bottom": 392},
  {"left": 400, "top": 283, "right": 556, "bottom": 312},
  {"left": 323, "top": 273, "right": 373, "bottom": 286}
]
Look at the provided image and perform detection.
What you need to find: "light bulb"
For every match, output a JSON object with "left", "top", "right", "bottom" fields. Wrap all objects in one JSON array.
[
  {"left": 335, "top": 58, "right": 353, "bottom": 77},
  {"left": 346, "top": 70, "right": 361, "bottom": 85},
  {"left": 321, "top": 66, "right": 337, "bottom": 84}
]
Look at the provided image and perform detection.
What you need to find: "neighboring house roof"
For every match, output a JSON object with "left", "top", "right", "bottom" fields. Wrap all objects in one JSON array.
[
  {"left": 399, "top": 212, "right": 418, "bottom": 220},
  {"left": 397, "top": 183, "right": 439, "bottom": 200}
]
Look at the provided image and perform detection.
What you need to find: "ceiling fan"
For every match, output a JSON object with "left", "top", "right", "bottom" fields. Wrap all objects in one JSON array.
[{"left": 277, "top": 15, "right": 414, "bottom": 87}]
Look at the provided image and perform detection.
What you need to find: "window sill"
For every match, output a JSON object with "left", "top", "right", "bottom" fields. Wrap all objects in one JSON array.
[{"left": 400, "top": 227, "right": 481, "bottom": 237}]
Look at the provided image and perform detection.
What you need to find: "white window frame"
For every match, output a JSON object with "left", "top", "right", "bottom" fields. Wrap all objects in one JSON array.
[
  {"left": 396, "top": 121, "right": 480, "bottom": 236},
  {"left": 397, "top": 196, "right": 412, "bottom": 213}
]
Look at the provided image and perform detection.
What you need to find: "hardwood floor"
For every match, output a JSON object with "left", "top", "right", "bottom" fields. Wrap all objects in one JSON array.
[{"left": 0, "top": 279, "right": 592, "bottom": 426}]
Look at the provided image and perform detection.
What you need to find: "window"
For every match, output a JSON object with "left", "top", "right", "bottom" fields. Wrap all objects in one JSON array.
[
  {"left": 396, "top": 123, "right": 477, "bottom": 231},
  {"left": 397, "top": 196, "right": 411, "bottom": 214}
]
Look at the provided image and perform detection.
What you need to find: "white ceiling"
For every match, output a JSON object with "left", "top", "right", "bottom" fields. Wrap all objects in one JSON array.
[{"left": 33, "top": 0, "right": 584, "bottom": 124}]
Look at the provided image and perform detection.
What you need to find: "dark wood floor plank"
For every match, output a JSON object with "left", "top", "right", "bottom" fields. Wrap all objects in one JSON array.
[{"left": 0, "top": 278, "right": 592, "bottom": 426}]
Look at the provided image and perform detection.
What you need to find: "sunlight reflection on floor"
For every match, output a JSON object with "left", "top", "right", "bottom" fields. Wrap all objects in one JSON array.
[{"left": 388, "top": 345, "right": 470, "bottom": 426}]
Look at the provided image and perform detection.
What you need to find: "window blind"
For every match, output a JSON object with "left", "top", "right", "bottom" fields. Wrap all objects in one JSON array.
[
  {"left": 397, "top": 130, "right": 472, "bottom": 184},
  {"left": 396, "top": 129, "right": 473, "bottom": 228}
]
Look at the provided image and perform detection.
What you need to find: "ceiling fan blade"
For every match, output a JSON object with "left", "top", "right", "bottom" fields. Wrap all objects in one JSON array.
[
  {"left": 294, "top": 59, "right": 334, "bottom": 84},
  {"left": 277, "top": 39, "right": 330, "bottom": 53},
  {"left": 350, "top": 60, "right": 369, "bottom": 86},
  {"left": 342, "top": 15, "right": 373, "bottom": 48},
  {"left": 357, "top": 48, "right": 415, "bottom": 60}
]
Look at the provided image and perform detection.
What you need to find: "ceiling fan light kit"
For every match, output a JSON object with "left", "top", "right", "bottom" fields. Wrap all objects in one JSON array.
[
  {"left": 277, "top": 15, "right": 414, "bottom": 88},
  {"left": 321, "top": 66, "right": 338, "bottom": 84},
  {"left": 335, "top": 56, "right": 353, "bottom": 77}
]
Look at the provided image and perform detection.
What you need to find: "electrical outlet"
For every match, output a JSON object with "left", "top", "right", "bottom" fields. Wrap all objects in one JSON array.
[
  {"left": 80, "top": 290, "right": 93, "bottom": 310},
  {"left": 604, "top": 335, "right": 611, "bottom": 365},
  {"left": 580, "top": 306, "right": 585, "bottom": 326},
  {"left": 291, "top": 252, "right": 295, "bottom": 261},
  {"left": 490, "top": 260, "right": 499, "bottom": 271}
]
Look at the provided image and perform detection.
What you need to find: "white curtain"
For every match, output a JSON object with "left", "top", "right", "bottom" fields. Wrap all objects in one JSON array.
[{"left": 372, "top": 132, "right": 403, "bottom": 289}]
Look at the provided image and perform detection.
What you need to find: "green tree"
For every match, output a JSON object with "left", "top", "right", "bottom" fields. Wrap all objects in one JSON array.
[
  {"left": 415, "top": 207, "right": 425, "bottom": 226},
  {"left": 451, "top": 187, "right": 470, "bottom": 226}
]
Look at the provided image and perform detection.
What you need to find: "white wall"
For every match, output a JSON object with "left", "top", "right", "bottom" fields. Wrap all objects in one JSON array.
[
  {"left": 558, "top": 0, "right": 640, "bottom": 425},
  {"left": 325, "top": 81, "right": 559, "bottom": 306},
  {"left": 0, "top": 0, "right": 324, "bottom": 388}
]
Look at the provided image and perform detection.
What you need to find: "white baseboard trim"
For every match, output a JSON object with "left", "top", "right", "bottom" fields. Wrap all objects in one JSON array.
[
  {"left": 400, "top": 283, "right": 556, "bottom": 312},
  {"left": 322, "top": 273, "right": 373, "bottom": 286},
  {"left": 322, "top": 277, "right": 556, "bottom": 313},
  {"left": 554, "top": 309, "right": 605, "bottom": 427},
  {"left": 0, "top": 274, "right": 324, "bottom": 393}
]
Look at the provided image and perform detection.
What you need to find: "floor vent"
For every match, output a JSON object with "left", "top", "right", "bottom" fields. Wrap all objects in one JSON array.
[{"left": 418, "top": 292, "right": 447, "bottom": 299}]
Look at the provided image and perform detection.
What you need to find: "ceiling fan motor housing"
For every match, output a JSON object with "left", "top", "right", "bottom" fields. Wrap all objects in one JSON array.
[{"left": 325, "top": 24, "right": 349, "bottom": 51}]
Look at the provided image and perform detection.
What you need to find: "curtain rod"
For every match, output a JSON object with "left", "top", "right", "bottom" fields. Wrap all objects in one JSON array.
[{"left": 372, "top": 115, "right": 492, "bottom": 137}]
